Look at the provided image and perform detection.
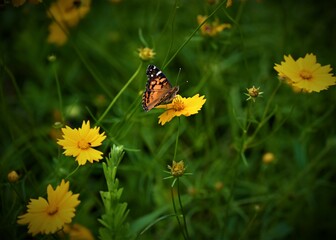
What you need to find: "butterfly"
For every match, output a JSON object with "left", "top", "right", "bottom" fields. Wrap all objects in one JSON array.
[{"left": 142, "top": 65, "right": 179, "bottom": 111}]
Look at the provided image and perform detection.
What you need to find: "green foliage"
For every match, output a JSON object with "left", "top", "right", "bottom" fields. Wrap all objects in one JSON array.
[
  {"left": 1, "top": 0, "right": 336, "bottom": 239},
  {"left": 99, "top": 145, "right": 131, "bottom": 240}
]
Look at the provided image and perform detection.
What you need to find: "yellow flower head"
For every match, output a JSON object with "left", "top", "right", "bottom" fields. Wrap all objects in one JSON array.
[
  {"left": 17, "top": 180, "right": 80, "bottom": 236},
  {"left": 57, "top": 120, "right": 106, "bottom": 165},
  {"left": 197, "top": 15, "right": 231, "bottom": 37},
  {"left": 8, "top": 170, "right": 20, "bottom": 183},
  {"left": 274, "top": 53, "right": 336, "bottom": 93},
  {"left": 47, "top": 0, "right": 91, "bottom": 45},
  {"left": 59, "top": 223, "right": 94, "bottom": 240},
  {"left": 138, "top": 47, "right": 156, "bottom": 61},
  {"left": 262, "top": 152, "right": 275, "bottom": 164},
  {"left": 244, "top": 86, "right": 263, "bottom": 102},
  {"left": 226, "top": 0, "right": 233, "bottom": 8},
  {"left": 168, "top": 160, "right": 186, "bottom": 177},
  {"left": 156, "top": 94, "right": 206, "bottom": 125}
]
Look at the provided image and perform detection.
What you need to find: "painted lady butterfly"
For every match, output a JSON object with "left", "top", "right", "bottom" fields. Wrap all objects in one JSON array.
[{"left": 142, "top": 65, "right": 179, "bottom": 111}]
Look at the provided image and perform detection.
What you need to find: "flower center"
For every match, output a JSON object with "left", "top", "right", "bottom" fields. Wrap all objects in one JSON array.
[
  {"left": 173, "top": 98, "right": 185, "bottom": 111},
  {"left": 47, "top": 206, "right": 59, "bottom": 216},
  {"left": 299, "top": 70, "right": 313, "bottom": 80},
  {"left": 205, "top": 25, "right": 212, "bottom": 32},
  {"left": 78, "top": 139, "right": 91, "bottom": 150},
  {"left": 247, "top": 86, "right": 260, "bottom": 97},
  {"left": 168, "top": 161, "right": 185, "bottom": 177}
]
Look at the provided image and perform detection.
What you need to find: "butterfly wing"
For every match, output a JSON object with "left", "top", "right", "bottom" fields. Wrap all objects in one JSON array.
[{"left": 142, "top": 65, "right": 179, "bottom": 111}]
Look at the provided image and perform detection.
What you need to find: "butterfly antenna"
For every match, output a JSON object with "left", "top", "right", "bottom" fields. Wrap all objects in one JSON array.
[
  {"left": 175, "top": 67, "right": 189, "bottom": 87},
  {"left": 175, "top": 67, "right": 182, "bottom": 85}
]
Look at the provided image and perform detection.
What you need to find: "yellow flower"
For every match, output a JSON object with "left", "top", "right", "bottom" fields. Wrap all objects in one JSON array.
[
  {"left": 47, "top": 22, "right": 68, "bottom": 46},
  {"left": 244, "top": 86, "right": 263, "bottom": 102},
  {"left": 8, "top": 170, "right": 20, "bottom": 183},
  {"left": 197, "top": 15, "right": 231, "bottom": 37},
  {"left": 17, "top": 180, "right": 80, "bottom": 236},
  {"left": 138, "top": 47, "right": 156, "bottom": 61},
  {"left": 59, "top": 223, "right": 94, "bottom": 240},
  {"left": 156, "top": 94, "right": 206, "bottom": 125},
  {"left": 226, "top": 0, "right": 233, "bottom": 8},
  {"left": 168, "top": 160, "right": 186, "bottom": 177},
  {"left": 262, "top": 152, "right": 275, "bottom": 164},
  {"left": 57, "top": 120, "right": 106, "bottom": 165},
  {"left": 274, "top": 53, "right": 336, "bottom": 93},
  {"left": 47, "top": 0, "right": 91, "bottom": 46}
]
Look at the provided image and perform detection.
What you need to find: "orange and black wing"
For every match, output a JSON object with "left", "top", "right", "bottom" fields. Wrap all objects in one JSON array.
[{"left": 142, "top": 65, "right": 179, "bottom": 111}]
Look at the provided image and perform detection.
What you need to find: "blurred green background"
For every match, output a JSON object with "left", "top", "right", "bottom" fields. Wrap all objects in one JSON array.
[{"left": 1, "top": 0, "right": 336, "bottom": 239}]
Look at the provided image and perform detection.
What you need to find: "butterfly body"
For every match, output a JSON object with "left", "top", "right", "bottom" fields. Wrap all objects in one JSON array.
[{"left": 142, "top": 65, "right": 179, "bottom": 111}]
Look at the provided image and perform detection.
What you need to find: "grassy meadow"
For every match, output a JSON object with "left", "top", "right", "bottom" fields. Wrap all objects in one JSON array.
[{"left": 1, "top": 0, "right": 336, "bottom": 239}]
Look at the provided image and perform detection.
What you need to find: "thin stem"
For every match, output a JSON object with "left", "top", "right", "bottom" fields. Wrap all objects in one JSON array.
[
  {"left": 245, "top": 80, "right": 282, "bottom": 148},
  {"left": 138, "top": 214, "right": 177, "bottom": 237},
  {"left": 96, "top": 62, "right": 143, "bottom": 125},
  {"left": 53, "top": 64, "right": 64, "bottom": 122},
  {"left": 65, "top": 165, "right": 80, "bottom": 180},
  {"left": 173, "top": 118, "right": 181, "bottom": 161},
  {"left": 163, "top": 0, "right": 227, "bottom": 69},
  {"left": 171, "top": 185, "right": 187, "bottom": 240},
  {"left": 162, "top": 0, "right": 178, "bottom": 68},
  {"left": 238, "top": 209, "right": 258, "bottom": 240},
  {"left": 44, "top": 2, "right": 113, "bottom": 99},
  {"left": 177, "top": 178, "right": 190, "bottom": 239},
  {"left": 2, "top": 61, "right": 34, "bottom": 124}
]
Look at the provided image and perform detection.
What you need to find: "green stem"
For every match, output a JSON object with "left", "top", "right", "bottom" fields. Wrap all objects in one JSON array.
[
  {"left": 173, "top": 118, "right": 181, "bottom": 161},
  {"left": 163, "top": 0, "right": 227, "bottom": 69},
  {"left": 162, "top": 0, "right": 178, "bottom": 68},
  {"left": 72, "top": 45, "right": 113, "bottom": 98},
  {"left": 139, "top": 214, "right": 176, "bottom": 236},
  {"left": 65, "top": 165, "right": 80, "bottom": 180},
  {"left": 96, "top": 62, "right": 143, "bottom": 125},
  {"left": 53, "top": 64, "right": 64, "bottom": 122},
  {"left": 171, "top": 184, "right": 187, "bottom": 240},
  {"left": 1, "top": 61, "right": 33, "bottom": 124},
  {"left": 177, "top": 178, "right": 190, "bottom": 239},
  {"left": 245, "top": 80, "right": 282, "bottom": 148},
  {"left": 44, "top": 2, "right": 112, "bottom": 99}
]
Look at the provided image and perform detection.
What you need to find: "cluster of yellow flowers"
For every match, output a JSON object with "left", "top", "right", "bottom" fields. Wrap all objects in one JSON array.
[
  {"left": 47, "top": 0, "right": 91, "bottom": 45},
  {"left": 17, "top": 121, "right": 105, "bottom": 236},
  {"left": 17, "top": 87, "right": 206, "bottom": 237}
]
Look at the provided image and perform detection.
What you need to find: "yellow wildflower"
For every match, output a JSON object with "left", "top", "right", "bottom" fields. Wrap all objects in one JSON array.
[
  {"left": 57, "top": 120, "right": 106, "bottom": 165},
  {"left": 156, "top": 94, "right": 206, "bottom": 125},
  {"left": 17, "top": 180, "right": 80, "bottom": 236},
  {"left": 168, "top": 160, "right": 186, "bottom": 177},
  {"left": 274, "top": 53, "right": 336, "bottom": 92},
  {"left": 245, "top": 86, "right": 263, "bottom": 102},
  {"left": 197, "top": 15, "right": 231, "bottom": 37},
  {"left": 262, "top": 152, "right": 275, "bottom": 164},
  {"left": 60, "top": 223, "right": 94, "bottom": 240},
  {"left": 47, "top": 0, "right": 91, "bottom": 46},
  {"left": 7, "top": 170, "right": 20, "bottom": 183},
  {"left": 138, "top": 47, "right": 156, "bottom": 61}
]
